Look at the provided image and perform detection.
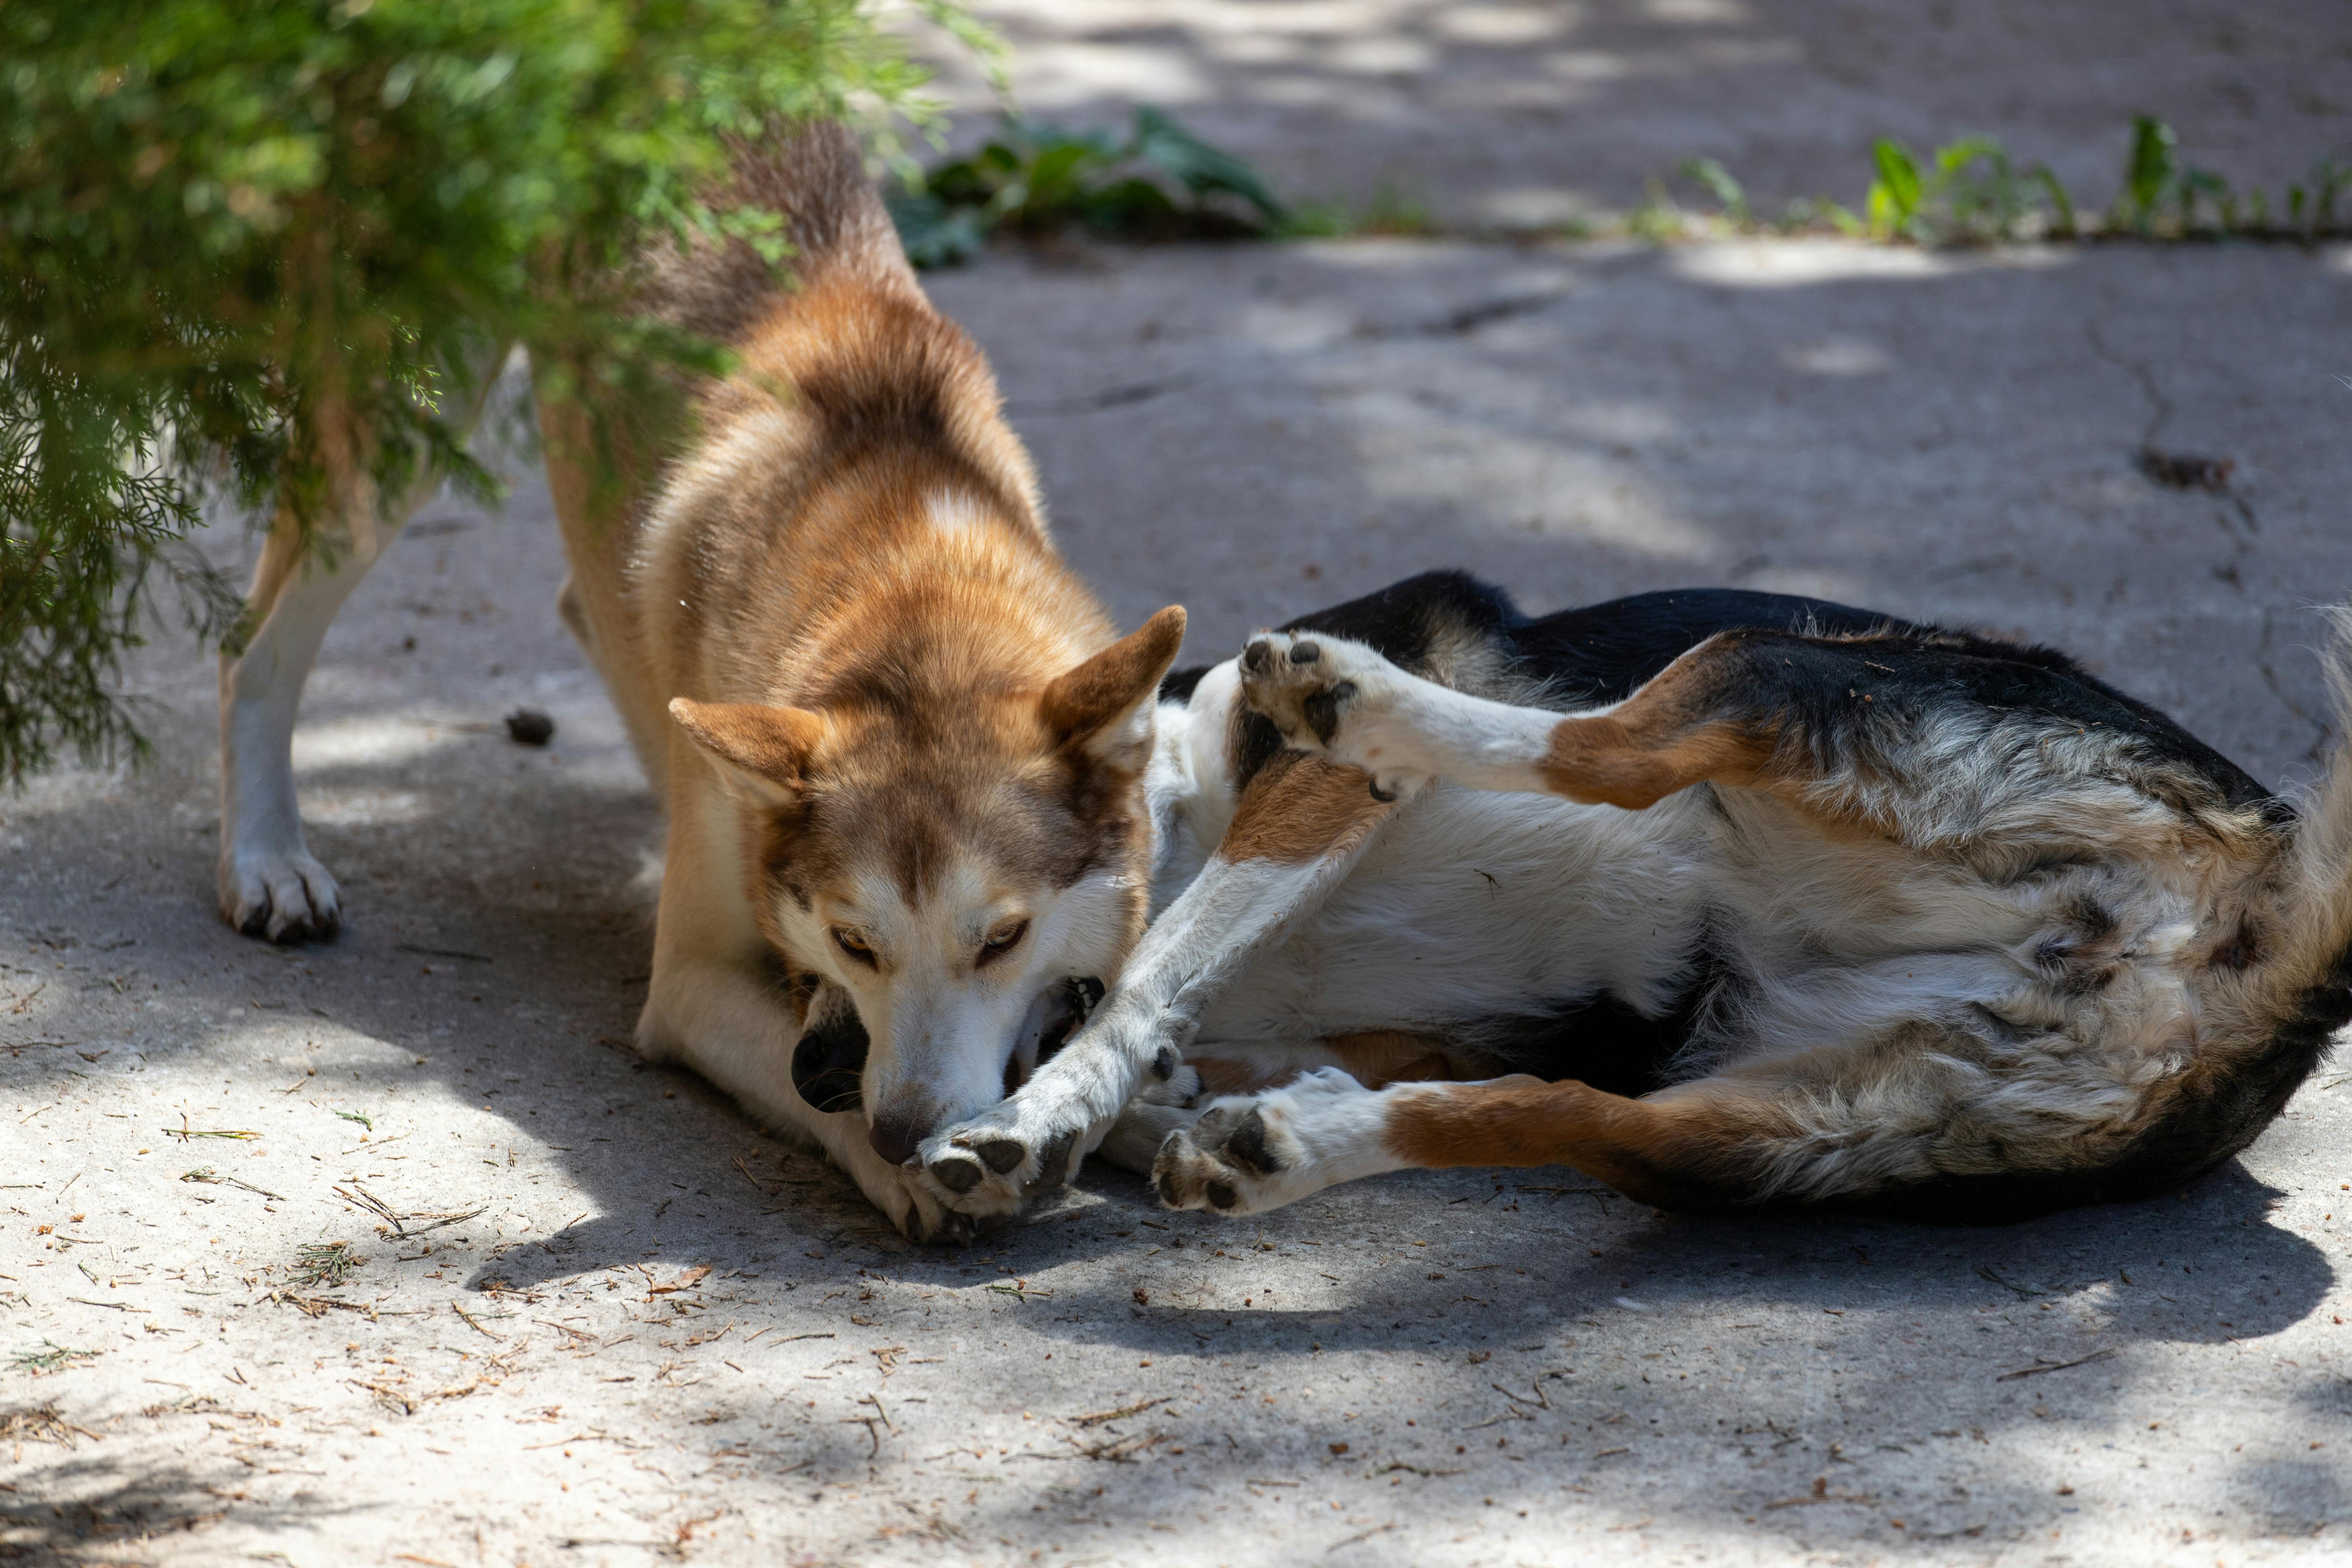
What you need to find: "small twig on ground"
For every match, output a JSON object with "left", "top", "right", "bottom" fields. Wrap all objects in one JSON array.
[
  {"left": 0, "top": 1402, "right": 99, "bottom": 1447},
  {"left": 180, "top": 1167, "right": 283, "bottom": 1201},
  {"left": 730, "top": 1156, "right": 779, "bottom": 1197},
  {"left": 1997, "top": 1348, "right": 2116, "bottom": 1382},
  {"left": 336, "top": 1183, "right": 485, "bottom": 1240},
  {"left": 161, "top": 1115, "right": 257, "bottom": 1142},
  {"left": 1975, "top": 1263, "right": 2047, "bottom": 1298},
  {"left": 451, "top": 1301, "right": 504, "bottom": 1340},
  {"left": 1326, "top": 1522, "right": 1396, "bottom": 1552},
  {"left": 1067, "top": 1396, "right": 1169, "bottom": 1429}
]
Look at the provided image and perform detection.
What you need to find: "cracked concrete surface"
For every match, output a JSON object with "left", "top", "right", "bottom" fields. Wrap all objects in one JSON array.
[{"left": 7, "top": 7, "right": 2352, "bottom": 1566}]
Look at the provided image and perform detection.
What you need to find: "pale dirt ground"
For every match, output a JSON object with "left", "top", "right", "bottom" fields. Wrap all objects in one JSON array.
[{"left": 6, "top": 6, "right": 2352, "bottom": 1568}]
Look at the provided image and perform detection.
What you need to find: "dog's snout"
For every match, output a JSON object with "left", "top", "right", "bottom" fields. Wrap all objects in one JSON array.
[{"left": 868, "top": 1112, "right": 934, "bottom": 1167}]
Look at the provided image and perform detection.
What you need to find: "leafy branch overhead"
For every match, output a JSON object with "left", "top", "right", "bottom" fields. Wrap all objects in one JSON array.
[
  {"left": 889, "top": 108, "right": 1289, "bottom": 266},
  {"left": 0, "top": 0, "right": 965, "bottom": 784}
]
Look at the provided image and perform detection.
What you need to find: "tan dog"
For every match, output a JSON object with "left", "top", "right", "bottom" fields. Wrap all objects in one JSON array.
[{"left": 215, "top": 124, "right": 1182, "bottom": 1240}]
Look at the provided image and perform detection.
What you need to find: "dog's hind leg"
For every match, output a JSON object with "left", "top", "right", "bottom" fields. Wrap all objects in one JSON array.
[
  {"left": 218, "top": 502, "right": 410, "bottom": 941},
  {"left": 1152, "top": 1043, "right": 1978, "bottom": 1218},
  {"left": 1235, "top": 623, "right": 2275, "bottom": 868},
  {"left": 218, "top": 346, "right": 513, "bottom": 942}
]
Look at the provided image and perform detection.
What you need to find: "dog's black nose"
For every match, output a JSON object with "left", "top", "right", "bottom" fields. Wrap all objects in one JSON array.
[{"left": 868, "top": 1113, "right": 932, "bottom": 1167}]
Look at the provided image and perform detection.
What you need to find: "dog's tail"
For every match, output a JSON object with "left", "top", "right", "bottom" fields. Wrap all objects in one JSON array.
[
  {"left": 642, "top": 120, "right": 917, "bottom": 347},
  {"left": 2167, "top": 609, "right": 2352, "bottom": 1173}
]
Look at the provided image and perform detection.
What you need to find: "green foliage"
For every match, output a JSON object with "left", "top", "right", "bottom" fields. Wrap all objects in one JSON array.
[
  {"left": 1864, "top": 135, "right": 2075, "bottom": 243},
  {"left": 1678, "top": 159, "right": 1749, "bottom": 227},
  {"left": 1280, "top": 183, "right": 1440, "bottom": 240},
  {"left": 1, "top": 0, "right": 960, "bottom": 782},
  {"left": 1660, "top": 117, "right": 2343, "bottom": 248},
  {"left": 889, "top": 107, "right": 1286, "bottom": 265}
]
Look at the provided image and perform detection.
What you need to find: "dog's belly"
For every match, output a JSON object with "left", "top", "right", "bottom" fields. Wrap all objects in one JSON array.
[
  {"left": 1196, "top": 784, "right": 1717, "bottom": 1083},
  {"left": 1192, "top": 778, "right": 2207, "bottom": 1101}
]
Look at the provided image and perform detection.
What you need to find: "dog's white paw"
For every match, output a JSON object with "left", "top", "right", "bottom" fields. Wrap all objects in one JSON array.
[
  {"left": 875, "top": 1160, "right": 986, "bottom": 1246},
  {"left": 1151, "top": 1068, "right": 1395, "bottom": 1217},
  {"left": 919, "top": 1022, "right": 1196, "bottom": 1220},
  {"left": 914, "top": 1092, "right": 1101, "bottom": 1222},
  {"left": 1236, "top": 632, "right": 1426, "bottom": 799},
  {"left": 219, "top": 848, "right": 342, "bottom": 944}
]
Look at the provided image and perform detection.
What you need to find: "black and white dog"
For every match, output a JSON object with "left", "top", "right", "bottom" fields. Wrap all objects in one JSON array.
[{"left": 902, "top": 572, "right": 2352, "bottom": 1230}]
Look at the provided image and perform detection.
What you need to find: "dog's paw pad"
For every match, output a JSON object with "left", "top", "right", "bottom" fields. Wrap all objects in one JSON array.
[
  {"left": 928, "top": 1153, "right": 986, "bottom": 1194},
  {"left": 1238, "top": 633, "right": 1364, "bottom": 746},
  {"left": 1152, "top": 1098, "right": 1305, "bottom": 1216}
]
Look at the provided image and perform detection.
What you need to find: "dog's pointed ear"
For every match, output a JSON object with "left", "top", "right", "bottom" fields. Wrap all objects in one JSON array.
[
  {"left": 669, "top": 698, "right": 828, "bottom": 805},
  {"left": 1039, "top": 606, "right": 1187, "bottom": 769}
]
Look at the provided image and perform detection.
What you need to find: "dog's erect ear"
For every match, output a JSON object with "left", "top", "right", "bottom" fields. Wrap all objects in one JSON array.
[
  {"left": 669, "top": 698, "right": 828, "bottom": 805},
  {"left": 1039, "top": 606, "right": 1187, "bottom": 769}
]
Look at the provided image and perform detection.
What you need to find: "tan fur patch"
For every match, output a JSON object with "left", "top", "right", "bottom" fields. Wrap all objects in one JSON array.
[
  {"left": 1322, "top": 1031, "right": 1461, "bottom": 1089},
  {"left": 1217, "top": 750, "right": 1397, "bottom": 864},
  {"left": 1383, "top": 1077, "right": 1785, "bottom": 1211},
  {"left": 1536, "top": 711, "right": 1775, "bottom": 811},
  {"left": 1189, "top": 1058, "right": 1300, "bottom": 1098}
]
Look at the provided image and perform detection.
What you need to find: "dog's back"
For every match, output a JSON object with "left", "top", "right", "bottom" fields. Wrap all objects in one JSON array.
[
  {"left": 536, "top": 124, "right": 1185, "bottom": 1231},
  {"left": 539, "top": 122, "right": 1056, "bottom": 784}
]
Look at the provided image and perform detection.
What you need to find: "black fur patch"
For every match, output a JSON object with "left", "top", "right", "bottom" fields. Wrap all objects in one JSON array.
[{"left": 791, "top": 1003, "right": 869, "bottom": 1116}]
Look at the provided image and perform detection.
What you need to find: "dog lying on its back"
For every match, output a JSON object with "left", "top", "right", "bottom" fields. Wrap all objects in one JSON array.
[{"left": 911, "top": 574, "right": 2352, "bottom": 1229}]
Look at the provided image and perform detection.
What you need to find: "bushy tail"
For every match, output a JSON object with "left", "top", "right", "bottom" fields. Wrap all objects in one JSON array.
[
  {"left": 2192, "top": 608, "right": 2352, "bottom": 1141},
  {"left": 642, "top": 121, "right": 916, "bottom": 348}
]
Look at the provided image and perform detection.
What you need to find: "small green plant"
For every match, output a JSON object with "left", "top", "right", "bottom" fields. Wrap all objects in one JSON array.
[
  {"left": 288, "top": 1241, "right": 364, "bottom": 1290},
  {"left": 10, "top": 1341, "right": 99, "bottom": 1377},
  {"left": 1679, "top": 159, "right": 1749, "bottom": 227},
  {"left": 891, "top": 107, "right": 1287, "bottom": 266},
  {"left": 335, "top": 1109, "right": 374, "bottom": 1131},
  {"left": 1865, "top": 136, "right": 2075, "bottom": 242},
  {"left": 1654, "top": 116, "right": 2343, "bottom": 248}
]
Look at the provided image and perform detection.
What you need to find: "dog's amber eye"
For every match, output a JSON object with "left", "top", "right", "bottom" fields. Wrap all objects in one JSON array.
[
  {"left": 831, "top": 928, "right": 876, "bottom": 967},
  {"left": 976, "top": 919, "right": 1029, "bottom": 968}
]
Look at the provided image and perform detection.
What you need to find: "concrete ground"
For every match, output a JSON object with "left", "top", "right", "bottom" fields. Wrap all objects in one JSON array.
[
  {"left": 917, "top": 0, "right": 2352, "bottom": 230},
  {"left": 8, "top": 7, "right": 2352, "bottom": 1567}
]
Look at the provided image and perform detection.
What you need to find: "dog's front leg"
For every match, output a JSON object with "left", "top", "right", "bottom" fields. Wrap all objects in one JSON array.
[
  {"left": 638, "top": 954, "right": 977, "bottom": 1245},
  {"left": 916, "top": 750, "right": 1408, "bottom": 1223}
]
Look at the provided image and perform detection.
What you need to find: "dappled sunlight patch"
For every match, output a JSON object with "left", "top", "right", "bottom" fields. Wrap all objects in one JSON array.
[
  {"left": 1344, "top": 401, "right": 1712, "bottom": 561},
  {"left": 1669, "top": 237, "right": 2080, "bottom": 289},
  {"left": 1780, "top": 336, "right": 1895, "bottom": 378},
  {"left": 289, "top": 714, "right": 462, "bottom": 773}
]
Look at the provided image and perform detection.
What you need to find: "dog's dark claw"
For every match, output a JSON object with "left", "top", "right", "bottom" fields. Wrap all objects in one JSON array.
[
  {"left": 1023, "top": 1130, "right": 1077, "bottom": 1195},
  {"left": 1369, "top": 779, "right": 1396, "bottom": 802},
  {"left": 929, "top": 1153, "right": 985, "bottom": 1193},
  {"left": 1222, "top": 1109, "right": 1280, "bottom": 1176},
  {"left": 976, "top": 1138, "right": 1026, "bottom": 1174},
  {"left": 1302, "top": 680, "right": 1355, "bottom": 746}
]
